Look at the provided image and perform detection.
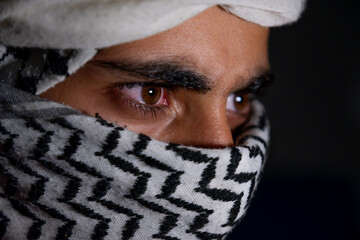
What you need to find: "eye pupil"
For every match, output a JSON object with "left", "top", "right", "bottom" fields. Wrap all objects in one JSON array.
[
  {"left": 233, "top": 94, "right": 248, "bottom": 110},
  {"left": 148, "top": 88, "right": 156, "bottom": 96},
  {"left": 235, "top": 96, "right": 243, "bottom": 103},
  {"left": 142, "top": 86, "right": 162, "bottom": 105}
]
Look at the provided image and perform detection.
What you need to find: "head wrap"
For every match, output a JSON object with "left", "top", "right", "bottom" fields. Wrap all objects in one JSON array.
[
  {"left": 0, "top": 1, "right": 304, "bottom": 239},
  {"left": 0, "top": 0, "right": 306, "bottom": 49}
]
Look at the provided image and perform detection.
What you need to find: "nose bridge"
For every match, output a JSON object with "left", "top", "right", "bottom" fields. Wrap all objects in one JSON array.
[{"left": 180, "top": 96, "right": 234, "bottom": 148}]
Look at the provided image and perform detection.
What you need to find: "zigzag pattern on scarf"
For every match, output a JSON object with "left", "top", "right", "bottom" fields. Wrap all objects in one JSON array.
[
  {"left": 0, "top": 45, "right": 96, "bottom": 95},
  {"left": 0, "top": 93, "right": 268, "bottom": 240},
  {"left": 0, "top": 45, "right": 269, "bottom": 240}
]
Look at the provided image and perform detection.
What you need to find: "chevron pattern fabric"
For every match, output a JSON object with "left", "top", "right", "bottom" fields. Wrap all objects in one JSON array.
[
  {"left": 0, "top": 45, "right": 96, "bottom": 95},
  {"left": 0, "top": 46, "right": 270, "bottom": 239}
]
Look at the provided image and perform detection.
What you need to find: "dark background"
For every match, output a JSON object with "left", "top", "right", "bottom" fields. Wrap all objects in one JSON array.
[{"left": 227, "top": 1, "right": 359, "bottom": 239}]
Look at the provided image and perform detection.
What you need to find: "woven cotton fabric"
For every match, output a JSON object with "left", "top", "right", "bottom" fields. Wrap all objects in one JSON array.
[
  {"left": 0, "top": 46, "right": 270, "bottom": 239},
  {"left": 0, "top": 0, "right": 306, "bottom": 49}
]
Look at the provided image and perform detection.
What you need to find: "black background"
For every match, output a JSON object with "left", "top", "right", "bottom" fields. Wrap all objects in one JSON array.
[{"left": 227, "top": 1, "right": 359, "bottom": 239}]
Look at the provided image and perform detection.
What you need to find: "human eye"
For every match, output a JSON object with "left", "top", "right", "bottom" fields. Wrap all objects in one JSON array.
[
  {"left": 226, "top": 92, "right": 250, "bottom": 113},
  {"left": 226, "top": 91, "right": 252, "bottom": 131},
  {"left": 110, "top": 82, "right": 172, "bottom": 118}
]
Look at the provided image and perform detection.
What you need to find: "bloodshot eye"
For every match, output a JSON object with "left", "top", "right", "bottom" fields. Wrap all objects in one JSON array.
[
  {"left": 141, "top": 86, "right": 163, "bottom": 105},
  {"left": 119, "top": 84, "right": 168, "bottom": 106},
  {"left": 226, "top": 92, "right": 249, "bottom": 112}
]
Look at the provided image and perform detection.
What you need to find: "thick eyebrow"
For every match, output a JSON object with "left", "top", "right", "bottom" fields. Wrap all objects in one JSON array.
[
  {"left": 92, "top": 60, "right": 213, "bottom": 94},
  {"left": 91, "top": 59, "right": 273, "bottom": 94},
  {"left": 239, "top": 70, "right": 274, "bottom": 94}
]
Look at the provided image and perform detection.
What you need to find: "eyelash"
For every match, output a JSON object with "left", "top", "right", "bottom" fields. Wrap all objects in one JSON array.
[
  {"left": 113, "top": 82, "right": 173, "bottom": 118},
  {"left": 125, "top": 96, "right": 168, "bottom": 118}
]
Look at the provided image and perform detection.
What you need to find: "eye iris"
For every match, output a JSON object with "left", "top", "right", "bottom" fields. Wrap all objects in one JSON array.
[
  {"left": 142, "top": 86, "right": 162, "bottom": 105},
  {"left": 234, "top": 94, "right": 247, "bottom": 110}
]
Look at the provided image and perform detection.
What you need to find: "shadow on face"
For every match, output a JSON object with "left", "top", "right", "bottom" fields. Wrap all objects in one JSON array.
[{"left": 40, "top": 6, "right": 270, "bottom": 148}]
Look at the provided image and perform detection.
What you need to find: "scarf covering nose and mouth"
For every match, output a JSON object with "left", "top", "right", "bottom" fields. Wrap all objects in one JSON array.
[
  {"left": 0, "top": 1, "right": 305, "bottom": 239},
  {"left": 0, "top": 46, "right": 269, "bottom": 239}
]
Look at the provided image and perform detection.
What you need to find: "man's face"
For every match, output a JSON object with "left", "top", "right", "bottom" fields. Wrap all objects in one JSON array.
[{"left": 41, "top": 6, "right": 270, "bottom": 148}]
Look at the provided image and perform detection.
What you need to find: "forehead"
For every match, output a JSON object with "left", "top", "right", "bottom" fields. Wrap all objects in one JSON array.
[{"left": 94, "top": 6, "right": 269, "bottom": 88}]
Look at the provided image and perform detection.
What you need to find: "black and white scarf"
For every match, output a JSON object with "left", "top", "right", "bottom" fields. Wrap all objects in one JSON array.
[{"left": 0, "top": 46, "right": 269, "bottom": 239}]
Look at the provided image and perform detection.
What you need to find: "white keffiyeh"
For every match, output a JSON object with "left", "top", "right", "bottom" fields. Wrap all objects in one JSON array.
[{"left": 0, "top": 0, "right": 306, "bottom": 49}]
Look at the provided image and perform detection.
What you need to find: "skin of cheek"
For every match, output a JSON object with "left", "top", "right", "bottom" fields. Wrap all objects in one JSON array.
[
  {"left": 43, "top": 69, "right": 179, "bottom": 134},
  {"left": 50, "top": 67, "right": 186, "bottom": 141},
  {"left": 149, "top": 90, "right": 232, "bottom": 145},
  {"left": 227, "top": 105, "right": 251, "bottom": 130}
]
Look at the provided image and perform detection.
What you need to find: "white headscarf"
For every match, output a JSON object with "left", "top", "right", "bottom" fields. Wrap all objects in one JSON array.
[{"left": 0, "top": 0, "right": 306, "bottom": 49}]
